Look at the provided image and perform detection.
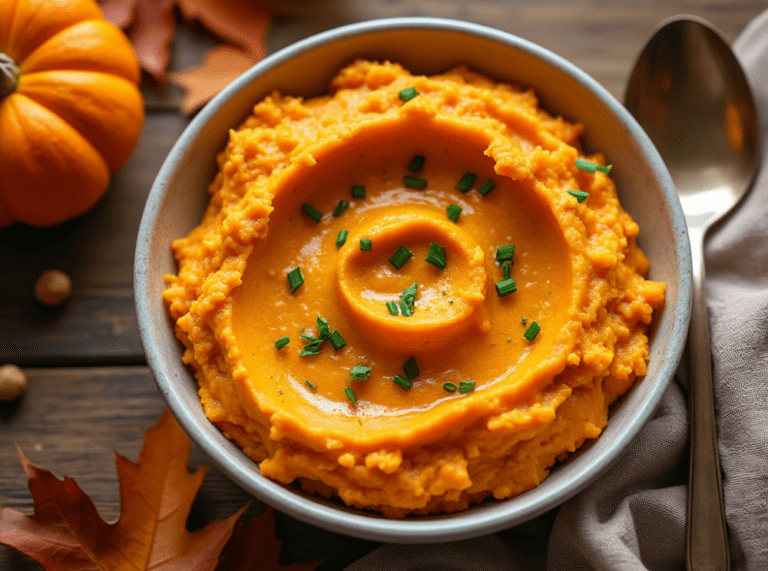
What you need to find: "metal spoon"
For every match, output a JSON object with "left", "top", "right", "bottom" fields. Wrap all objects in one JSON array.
[{"left": 624, "top": 15, "right": 759, "bottom": 571}]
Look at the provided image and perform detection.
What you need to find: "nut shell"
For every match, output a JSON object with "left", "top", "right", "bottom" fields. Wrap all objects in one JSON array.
[{"left": 0, "top": 364, "right": 26, "bottom": 401}]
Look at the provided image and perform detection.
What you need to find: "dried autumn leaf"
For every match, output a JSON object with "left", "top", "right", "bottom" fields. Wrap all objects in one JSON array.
[
  {"left": 177, "top": 0, "right": 279, "bottom": 60},
  {"left": 0, "top": 409, "right": 245, "bottom": 571},
  {"left": 99, "top": 0, "right": 138, "bottom": 29},
  {"left": 100, "top": 0, "right": 177, "bottom": 83},
  {"left": 217, "top": 508, "right": 321, "bottom": 571},
  {"left": 169, "top": 43, "right": 255, "bottom": 114}
]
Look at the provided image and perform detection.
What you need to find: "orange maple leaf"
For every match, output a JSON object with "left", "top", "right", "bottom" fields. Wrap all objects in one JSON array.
[
  {"left": 168, "top": 43, "right": 256, "bottom": 114},
  {"left": 0, "top": 409, "right": 245, "bottom": 571},
  {"left": 217, "top": 508, "right": 321, "bottom": 571},
  {"left": 100, "top": 0, "right": 283, "bottom": 112}
]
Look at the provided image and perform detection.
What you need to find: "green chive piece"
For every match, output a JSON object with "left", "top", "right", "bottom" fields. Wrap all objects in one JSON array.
[
  {"left": 568, "top": 190, "right": 590, "bottom": 203},
  {"left": 522, "top": 317, "right": 528, "bottom": 326},
  {"left": 446, "top": 203, "right": 462, "bottom": 222},
  {"left": 399, "top": 283, "right": 418, "bottom": 317},
  {"left": 333, "top": 200, "right": 349, "bottom": 217},
  {"left": 300, "top": 345, "right": 322, "bottom": 357},
  {"left": 496, "top": 278, "right": 518, "bottom": 297},
  {"left": 495, "top": 244, "right": 515, "bottom": 262},
  {"left": 386, "top": 301, "right": 399, "bottom": 316},
  {"left": 478, "top": 179, "right": 496, "bottom": 196},
  {"left": 524, "top": 320, "right": 541, "bottom": 341},
  {"left": 459, "top": 380, "right": 476, "bottom": 394},
  {"left": 344, "top": 386, "right": 357, "bottom": 405},
  {"left": 274, "top": 336, "right": 290, "bottom": 350},
  {"left": 389, "top": 246, "right": 413, "bottom": 269},
  {"left": 425, "top": 242, "right": 446, "bottom": 269},
  {"left": 443, "top": 382, "right": 458, "bottom": 393},
  {"left": 328, "top": 330, "right": 346, "bottom": 351},
  {"left": 336, "top": 229, "right": 348, "bottom": 248},
  {"left": 360, "top": 238, "right": 372, "bottom": 251},
  {"left": 393, "top": 375, "right": 412, "bottom": 391},
  {"left": 403, "top": 175, "right": 427, "bottom": 189},
  {"left": 407, "top": 155, "right": 425, "bottom": 172},
  {"left": 402, "top": 356, "right": 420, "bottom": 380},
  {"left": 302, "top": 203, "right": 323, "bottom": 223},
  {"left": 305, "top": 380, "right": 317, "bottom": 391},
  {"left": 350, "top": 365, "right": 372, "bottom": 381},
  {"left": 287, "top": 267, "right": 304, "bottom": 292},
  {"left": 399, "top": 86, "right": 419, "bottom": 101},
  {"left": 575, "top": 158, "right": 612, "bottom": 174},
  {"left": 351, "top": 184, "right": 366, "bottom": 199},
  {"left": 316, "top": 316, "right": 330, "bottom": 340},
  {"left": 502, "top": 261, "right": 511, "bottom": 280},
  {"left": 455, "top": 172, "right": 477, "bottom": 193}
]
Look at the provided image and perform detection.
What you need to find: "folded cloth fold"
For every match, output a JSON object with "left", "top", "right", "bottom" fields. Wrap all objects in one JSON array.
[{"left": 345, "top": 10, "right": 768, "bottom": 570}]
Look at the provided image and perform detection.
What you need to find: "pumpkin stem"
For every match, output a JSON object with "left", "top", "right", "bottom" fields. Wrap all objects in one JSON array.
[{"left": 0, "top": 53, "right": 20, "bottom": 99}]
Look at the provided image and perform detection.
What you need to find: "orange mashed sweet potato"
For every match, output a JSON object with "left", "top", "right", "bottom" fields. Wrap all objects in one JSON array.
[{"left": 163, "top": 60, "right": 666, "bottom": 517}]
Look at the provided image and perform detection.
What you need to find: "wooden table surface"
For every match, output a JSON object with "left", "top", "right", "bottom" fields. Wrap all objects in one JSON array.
[{"left": 1, "top": 1, "right": 765, "bottom": 569}]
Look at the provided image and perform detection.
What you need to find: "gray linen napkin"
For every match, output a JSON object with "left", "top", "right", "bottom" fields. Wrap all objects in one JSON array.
[{"left": 345, "top": 11, "right": 768, "bottom": 571}]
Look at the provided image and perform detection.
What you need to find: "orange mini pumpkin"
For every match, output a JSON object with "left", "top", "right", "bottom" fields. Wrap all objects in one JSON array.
[{"left": 0, "top": 0, "right": 144, "bottom": 227}]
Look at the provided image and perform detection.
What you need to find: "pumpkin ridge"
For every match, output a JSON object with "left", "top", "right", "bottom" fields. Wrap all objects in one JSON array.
[
  {"left": 18, "top": 69, "right": 144, "bottom": 171},
  {"left": 18, "top": 18, "right": 141, "bottom": 84}
]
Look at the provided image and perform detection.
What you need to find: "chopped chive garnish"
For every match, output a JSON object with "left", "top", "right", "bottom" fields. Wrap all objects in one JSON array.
[
  {"left": 455, "top": 172, "right": 477, "bottom": 193},
  {"left": 407, "top": 155, "right": 425, "bottom": 172},
  {"left": 359, "top": 238, "right": 372, "bottom": 251},
  {"left": 344, "top": 387, "right": 357, "bottom": 405},
  {"left": 398, "top": 86, "right": 419, "bottom": 101},
  {"left": 575, "top": 158, "right": 612, "bottom": 174},
  {"left": 300, "top": 345, "right": 322, "bottom": 357},
  {"left": 302, "top": 203, "right": 323, "bottom": 223},
  {"left": 274, "top": 336, "right": 290, "bottom": 350},
  {"left": 478, "top": 179, "right": 496, "bottom": 196},
  {"left": 393, "top": 375, "right": 412, "bottom": 391},
  {"left": 495, "top": 244, "right": 515, "bottom": 262},
  {"left": 333, "top": 200, "right": 349, "bottom": 217},
  {"left": 328, "top": 330, "right": 346, "bottom": 351},
  {"left": 386, "top": 301, "right": 399, "bottom": 316},
  {"left": 446, "top": 203, "right": 462, "bottom": 222},
  {"left": 425, "top": 242, "right": 446, "bottom": 269},
  {"left": 316, "top": 316, "right": 330, "bottom": 340},
  {"left": 403, "top": 175, "right": 427, "bottom": 189},
  {"left": 443, "top": 382, "right": 458, "bottom": 392},
  {"left": 524, "top": 320, "right": 541, "bottom": 341},
  {"left": 305, "top": 380, "right": 317, "bottom": 391},
  {"left": 287, "top": 267, "right": 304, "bottom": 292},
  {"left": 495, "top": 278, "right": 518, "bottom": 297},
  {"left": 336, "top": 229, "right": 348, "bottom": 247},
  {"left": 389, "top": 246, "right": 413, "bottom": 269},
  {"left": 399, "top": 283, "right": 418, "bottom": 317},
  {"left": 568, "top": 190, "right": 590, "bottom": 203},
  {"left": 502, "top": 261, "right": 511, "bottom": 280},
  {"left": 350, "top": 365, "right": 371, "bottom": 381},
  {"left": 459, "top": 380, "right": 476, "bottom": 394},
  {"left": 351, "top": 184, "right": 366, "bottom": 199},
  {"left": 522, "top": 317, "right": 528, "bottom": 325},
  {"left": 402, "top": 356, "right": 420, "bottom": 380}
]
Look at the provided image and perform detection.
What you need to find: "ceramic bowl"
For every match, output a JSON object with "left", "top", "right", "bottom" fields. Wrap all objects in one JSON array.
[{"left": 135, "top": 17, "right": 691, "bottom": 543}]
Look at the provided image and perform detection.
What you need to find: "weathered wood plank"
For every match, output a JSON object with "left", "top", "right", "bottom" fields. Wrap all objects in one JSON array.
[{"left": 0, "top": 113, "right": 190, "bottom": 365}]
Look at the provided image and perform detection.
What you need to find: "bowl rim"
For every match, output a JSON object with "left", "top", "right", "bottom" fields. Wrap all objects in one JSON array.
[{"left": 135, "top": 16, "right": 691, "bottom": 543}]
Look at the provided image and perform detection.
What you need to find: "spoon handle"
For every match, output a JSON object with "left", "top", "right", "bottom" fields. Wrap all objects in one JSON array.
[{"left": 687, "top": 227, "right": 730, "bottom": 571}]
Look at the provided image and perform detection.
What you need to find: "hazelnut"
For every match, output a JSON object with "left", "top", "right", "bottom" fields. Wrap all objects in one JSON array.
[
  {"left": 0, "top": 364, "right": 26, "bottom": 401},
  {"left": 34, "top": 269, "right": 72, "bottom": 306}
]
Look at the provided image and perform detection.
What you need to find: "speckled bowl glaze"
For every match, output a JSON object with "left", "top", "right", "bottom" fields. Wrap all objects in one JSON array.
[{"left": 135, "top": 17, "right": 691, "bottom": 543}]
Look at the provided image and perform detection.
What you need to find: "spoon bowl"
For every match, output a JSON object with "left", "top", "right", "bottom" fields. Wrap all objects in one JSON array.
[
  {"left": 625, "top": 15, "right": 759, "bottom": 229},
  {"left": 625, "top": 15, "right": 760, "bottom": 571}
]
